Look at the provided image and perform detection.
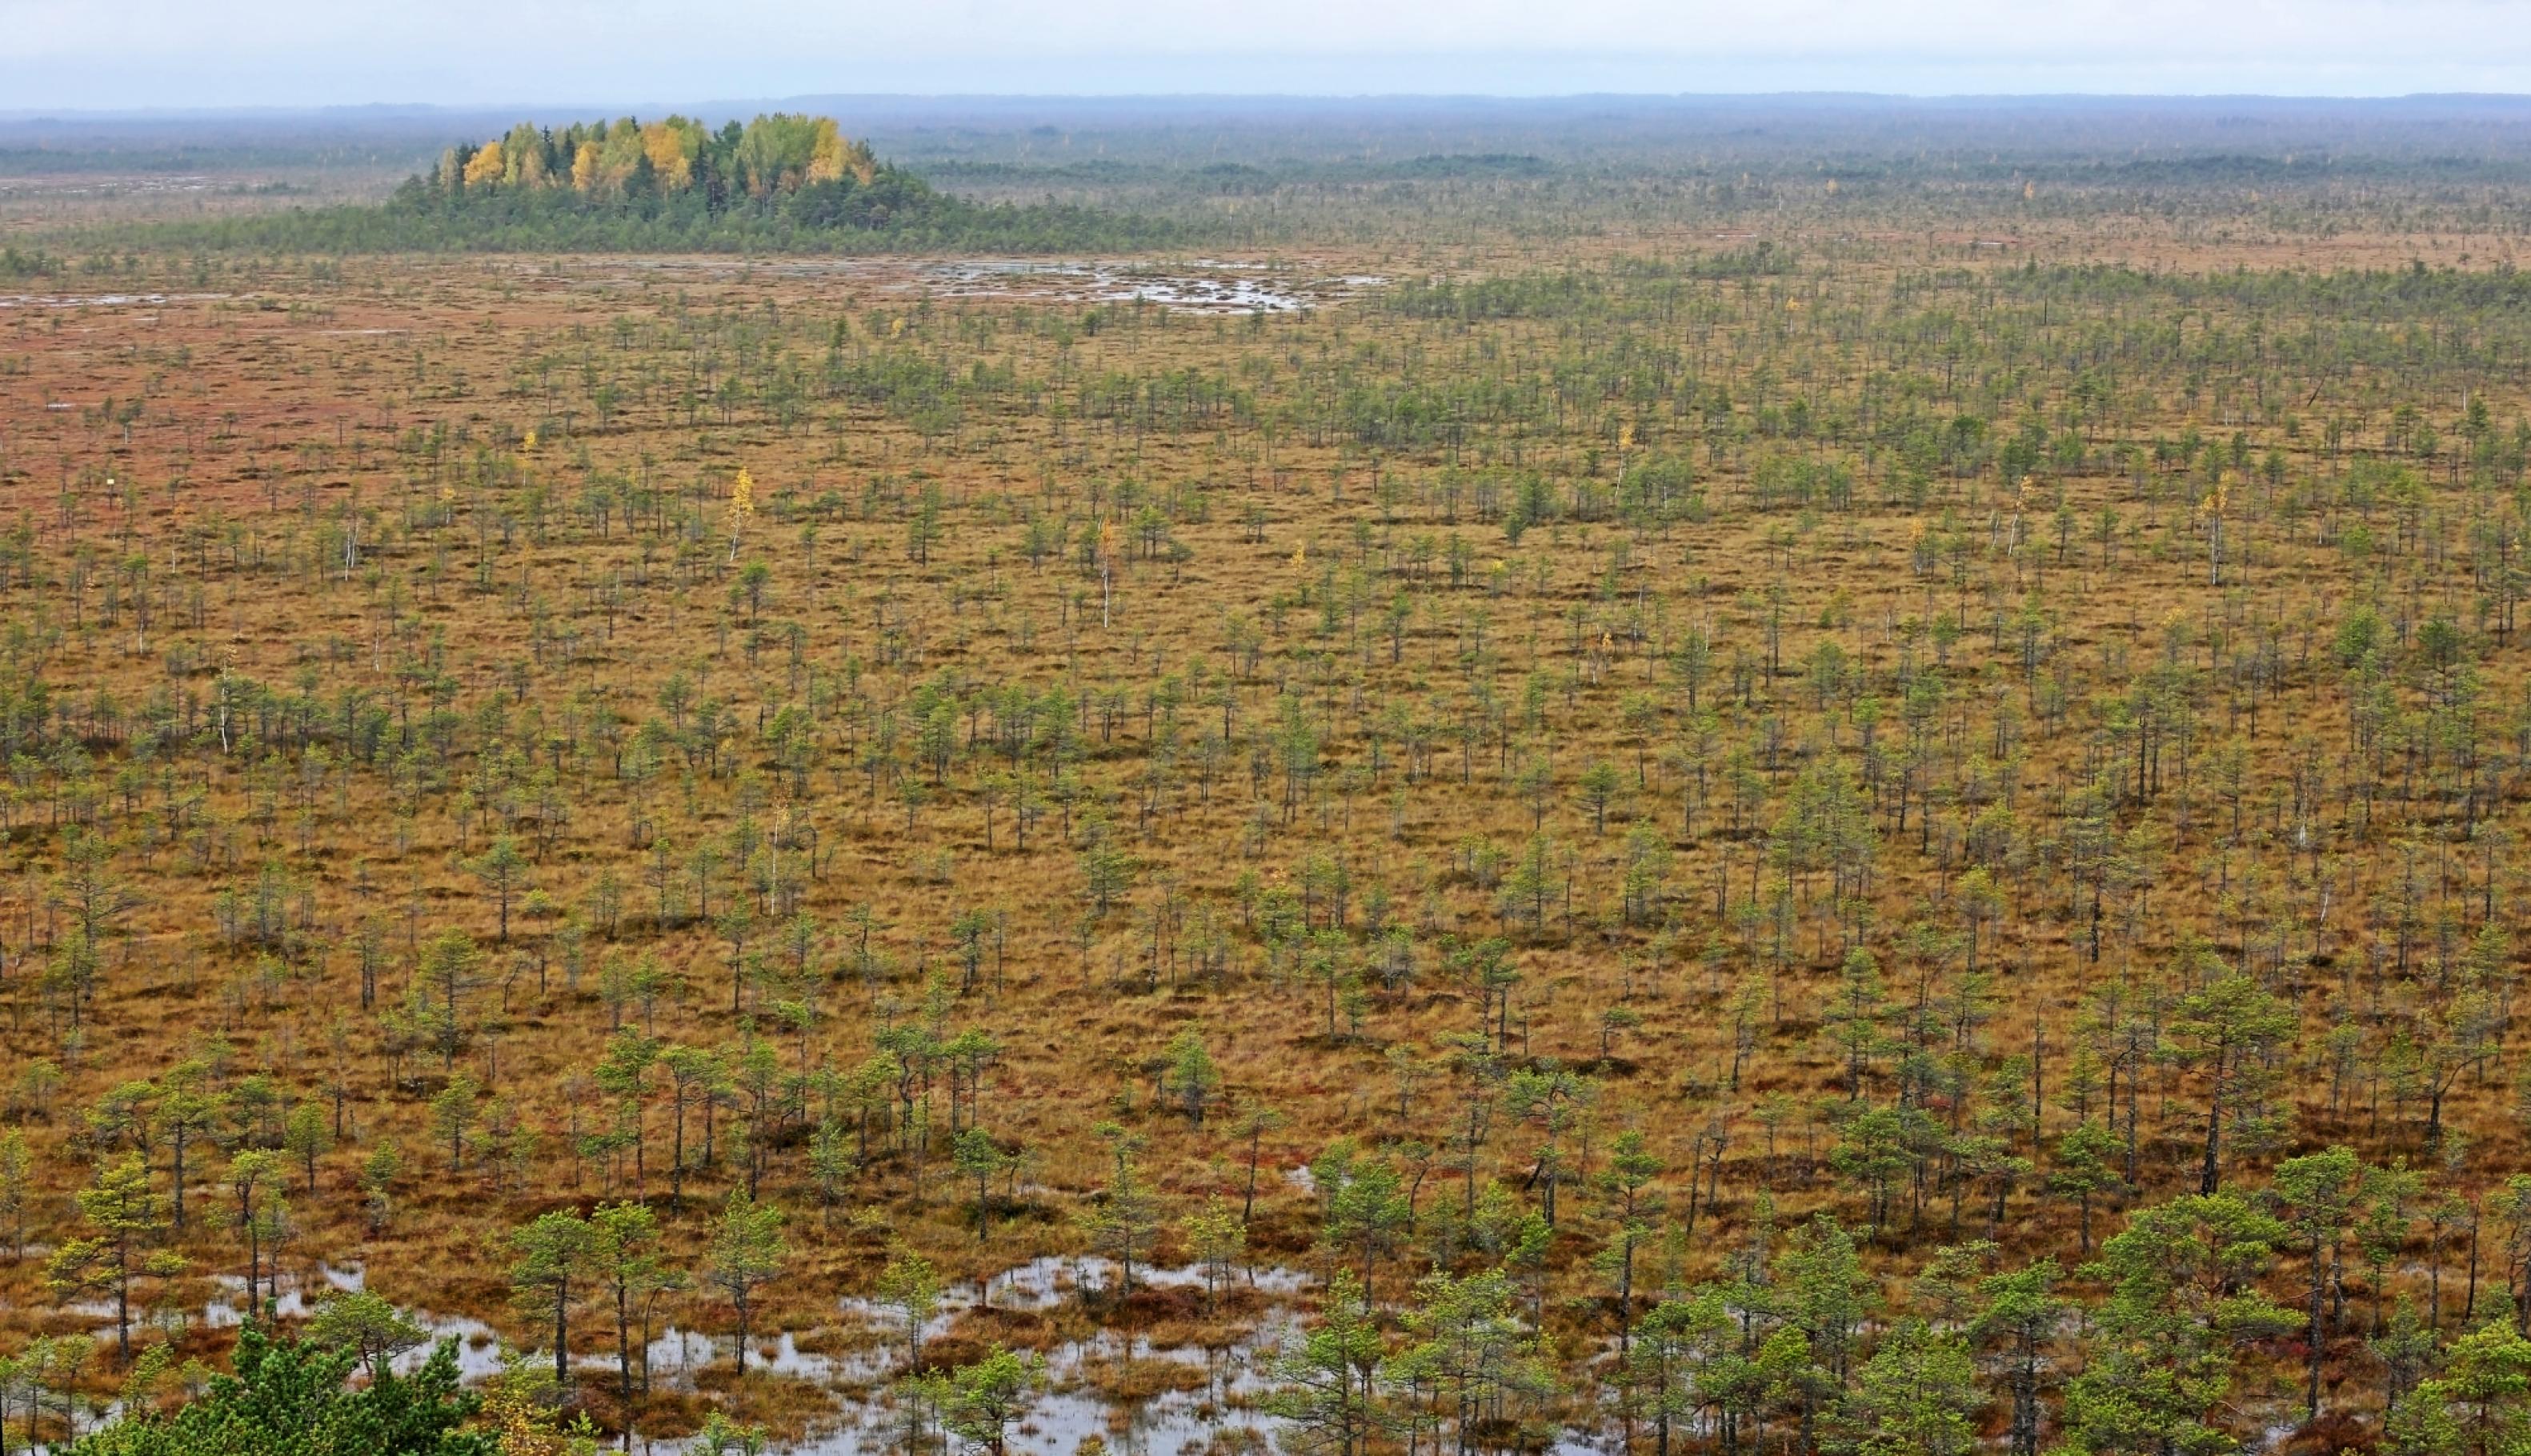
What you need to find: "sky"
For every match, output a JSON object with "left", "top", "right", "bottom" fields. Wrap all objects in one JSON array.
[{"left": 2, "top": 0, "right": 2529, "bottom": 111}]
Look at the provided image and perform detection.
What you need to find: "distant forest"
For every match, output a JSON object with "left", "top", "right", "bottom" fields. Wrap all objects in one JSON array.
[{"left": 11, "top": 95, "right": 2531, "bottom": 259}]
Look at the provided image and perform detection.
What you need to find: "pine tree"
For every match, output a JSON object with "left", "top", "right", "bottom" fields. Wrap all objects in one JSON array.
[
  {"left": 941, "top": 1346, "right": 1043, "bottom": 1456},
  {"left": 1972, "top": 1260, "right": 2066, "bottom": 1456},
  {"left": 1835, "top": 1318, "right": 1980, "bottom": 1456},
  {"left": 591, "top": 1201, "right": 676, "bottom": 1410},
  {"left": 2060, "top": 1194, "right": 2296, "bottom": 1456},
  {"left": 46, "top": 1154, "right": 170, "bottom": 1364},
  {"left": 1391, "top": 1266, "right": 1559, "bottom": 1453},
  {"left": 1087, "top": 1123, "right": 1163, "bottom": 1291},
  {"left": 1163, "top": 1026, "right": 1223, "bottom": 1126},
  {"left": 875, "top": 1246, "right": 942, "bottom": 1370},
  {"left": 1263, "top": 1270, "right": 1384, "bottom": 1456},
  {"left": 305, "top": 1290, "right": 427, "bottom": 1382},
  {"left": 2270, "top": 1145, "right": 2367, "bottom": 1420},
  {"left": 2048, "top": 1119, "right": 2123, "bottom": 1254},
  {"left": 951, "top": 1127, "right": 1015, "bottom": 1241},
  {"left": 2172, "top": 970, "right": 2297, "bottom": 1194},
  {"left": 1183, "top": 1195, "right": 1247, "bottom": 1310},
  {"left": 507, "top": 1208, "right": 595, "bottom": 1386},
  {"left": 0, "top": 1127, "right": 31, "bottom": 1258},
  {"left": 465, "top": 835, "right": 530, "bottom": 942},
  {"left": 226, "top": 1149, "right": 284, "bottom": 1314},
  {"left": 1628, "top": 1290, "right": 1734, "bottom": 1456}
]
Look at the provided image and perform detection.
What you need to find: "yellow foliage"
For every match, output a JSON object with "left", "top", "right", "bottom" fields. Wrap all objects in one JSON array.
[
  {"left": 595, "top": 125, "right": 647, "bottom": 191},
  {"left": 807, "top": 119, "right": 878, "bottom": 186},
  {"left": 806, "top": 118, "right": 846, "bottom": 185},
  {"left": 731, "top": 469, "right": 755, "bottom": 521},
  {"left": 454, "top": 111, "right": 872, "bottom": 198},
  {"left": 472, "top": 1365, "right": 595, "bottom": 1456},
  {"left": 461, "top": 142, "right": 506, "bottom": 188},
  {"left": 641, "top": 122, "right": 693, "bottom": 191}
]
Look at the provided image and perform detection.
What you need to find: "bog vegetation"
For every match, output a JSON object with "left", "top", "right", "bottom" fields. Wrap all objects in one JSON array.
[{"left": 3, "top": 96, "right": 2531, "bottom": 1456}]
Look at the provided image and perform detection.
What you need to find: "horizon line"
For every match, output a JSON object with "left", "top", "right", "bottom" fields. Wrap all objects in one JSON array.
[{"left": 6, "top": 90, "right": 2531, "bottom": 123}]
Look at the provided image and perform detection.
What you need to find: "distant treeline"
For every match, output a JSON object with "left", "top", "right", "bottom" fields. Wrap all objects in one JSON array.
[{"left": 85, "top": 114, "right": 1186, "bottom": 255}]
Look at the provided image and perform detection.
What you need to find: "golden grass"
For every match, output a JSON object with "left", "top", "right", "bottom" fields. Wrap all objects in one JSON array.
[{"left": 0, "top": 219, "right": 2523, "bottom": 1446}]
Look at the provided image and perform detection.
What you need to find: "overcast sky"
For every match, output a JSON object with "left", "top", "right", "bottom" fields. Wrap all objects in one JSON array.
[{"left": 2, "top": 0, "right": 2528, "bottom": 111}]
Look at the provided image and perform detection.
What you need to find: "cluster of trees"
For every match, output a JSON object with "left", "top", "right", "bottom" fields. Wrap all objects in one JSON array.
[
  {"left": 73, "top": 114, "right": 1183, "bottom": 255},
  {"left": 429, "top": 114, "right": 879, "bottom": 202},
  {"left": 61, "top": 1328, "right": 489, "bottom": 1456},
  {"left": 380, "top": 113, "right": 967, "bottom": 245},
  {"left": 0, "top": 245, "right": 62, "bottom": 280},
  {"left": 1267, "top": 1113, "right": 2531, "bottom": 1456}
]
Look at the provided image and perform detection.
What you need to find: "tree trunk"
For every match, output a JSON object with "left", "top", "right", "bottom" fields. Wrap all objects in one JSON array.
[{"left": 2199, "top": 1057, "right": 2225, "bottom": 1195}]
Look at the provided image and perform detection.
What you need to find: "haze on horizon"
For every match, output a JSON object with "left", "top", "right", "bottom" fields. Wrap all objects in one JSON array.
[{"left": 3, "top": 0, "right": 2529, "bottom": 113}]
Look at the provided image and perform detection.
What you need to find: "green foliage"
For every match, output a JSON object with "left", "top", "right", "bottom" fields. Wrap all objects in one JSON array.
[
  {"left": 703, "top": 1190, "right": 788, "bottom": 1372},
  {"left": 64, "top": 1328, "right": 487, "bottom": 1456},
  {"left": 1833, "top": 1319, "right": 1980, "bottom": 1456},
  {"left": 507, "top": 1208, "right": 596, "bottom": 1384},
  {"left": 47, "top": 1154, "right": 173, "bottom": 1362},
  {"left": 875, "top": 1246, "right": 943, "bottom": 1369},
  {"left": 2060, "top": 1194, "right": 2298, "bottom": 1456},
  {"left": 303, "top": 1290, "right": 428, "bottom": 1382},
  {"left": 1262, "top": 1270, "right": 1383, "bottom": 1455},
  {"left": 939, "top": 1345, "right": 1043, "bottom": 1455}
]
